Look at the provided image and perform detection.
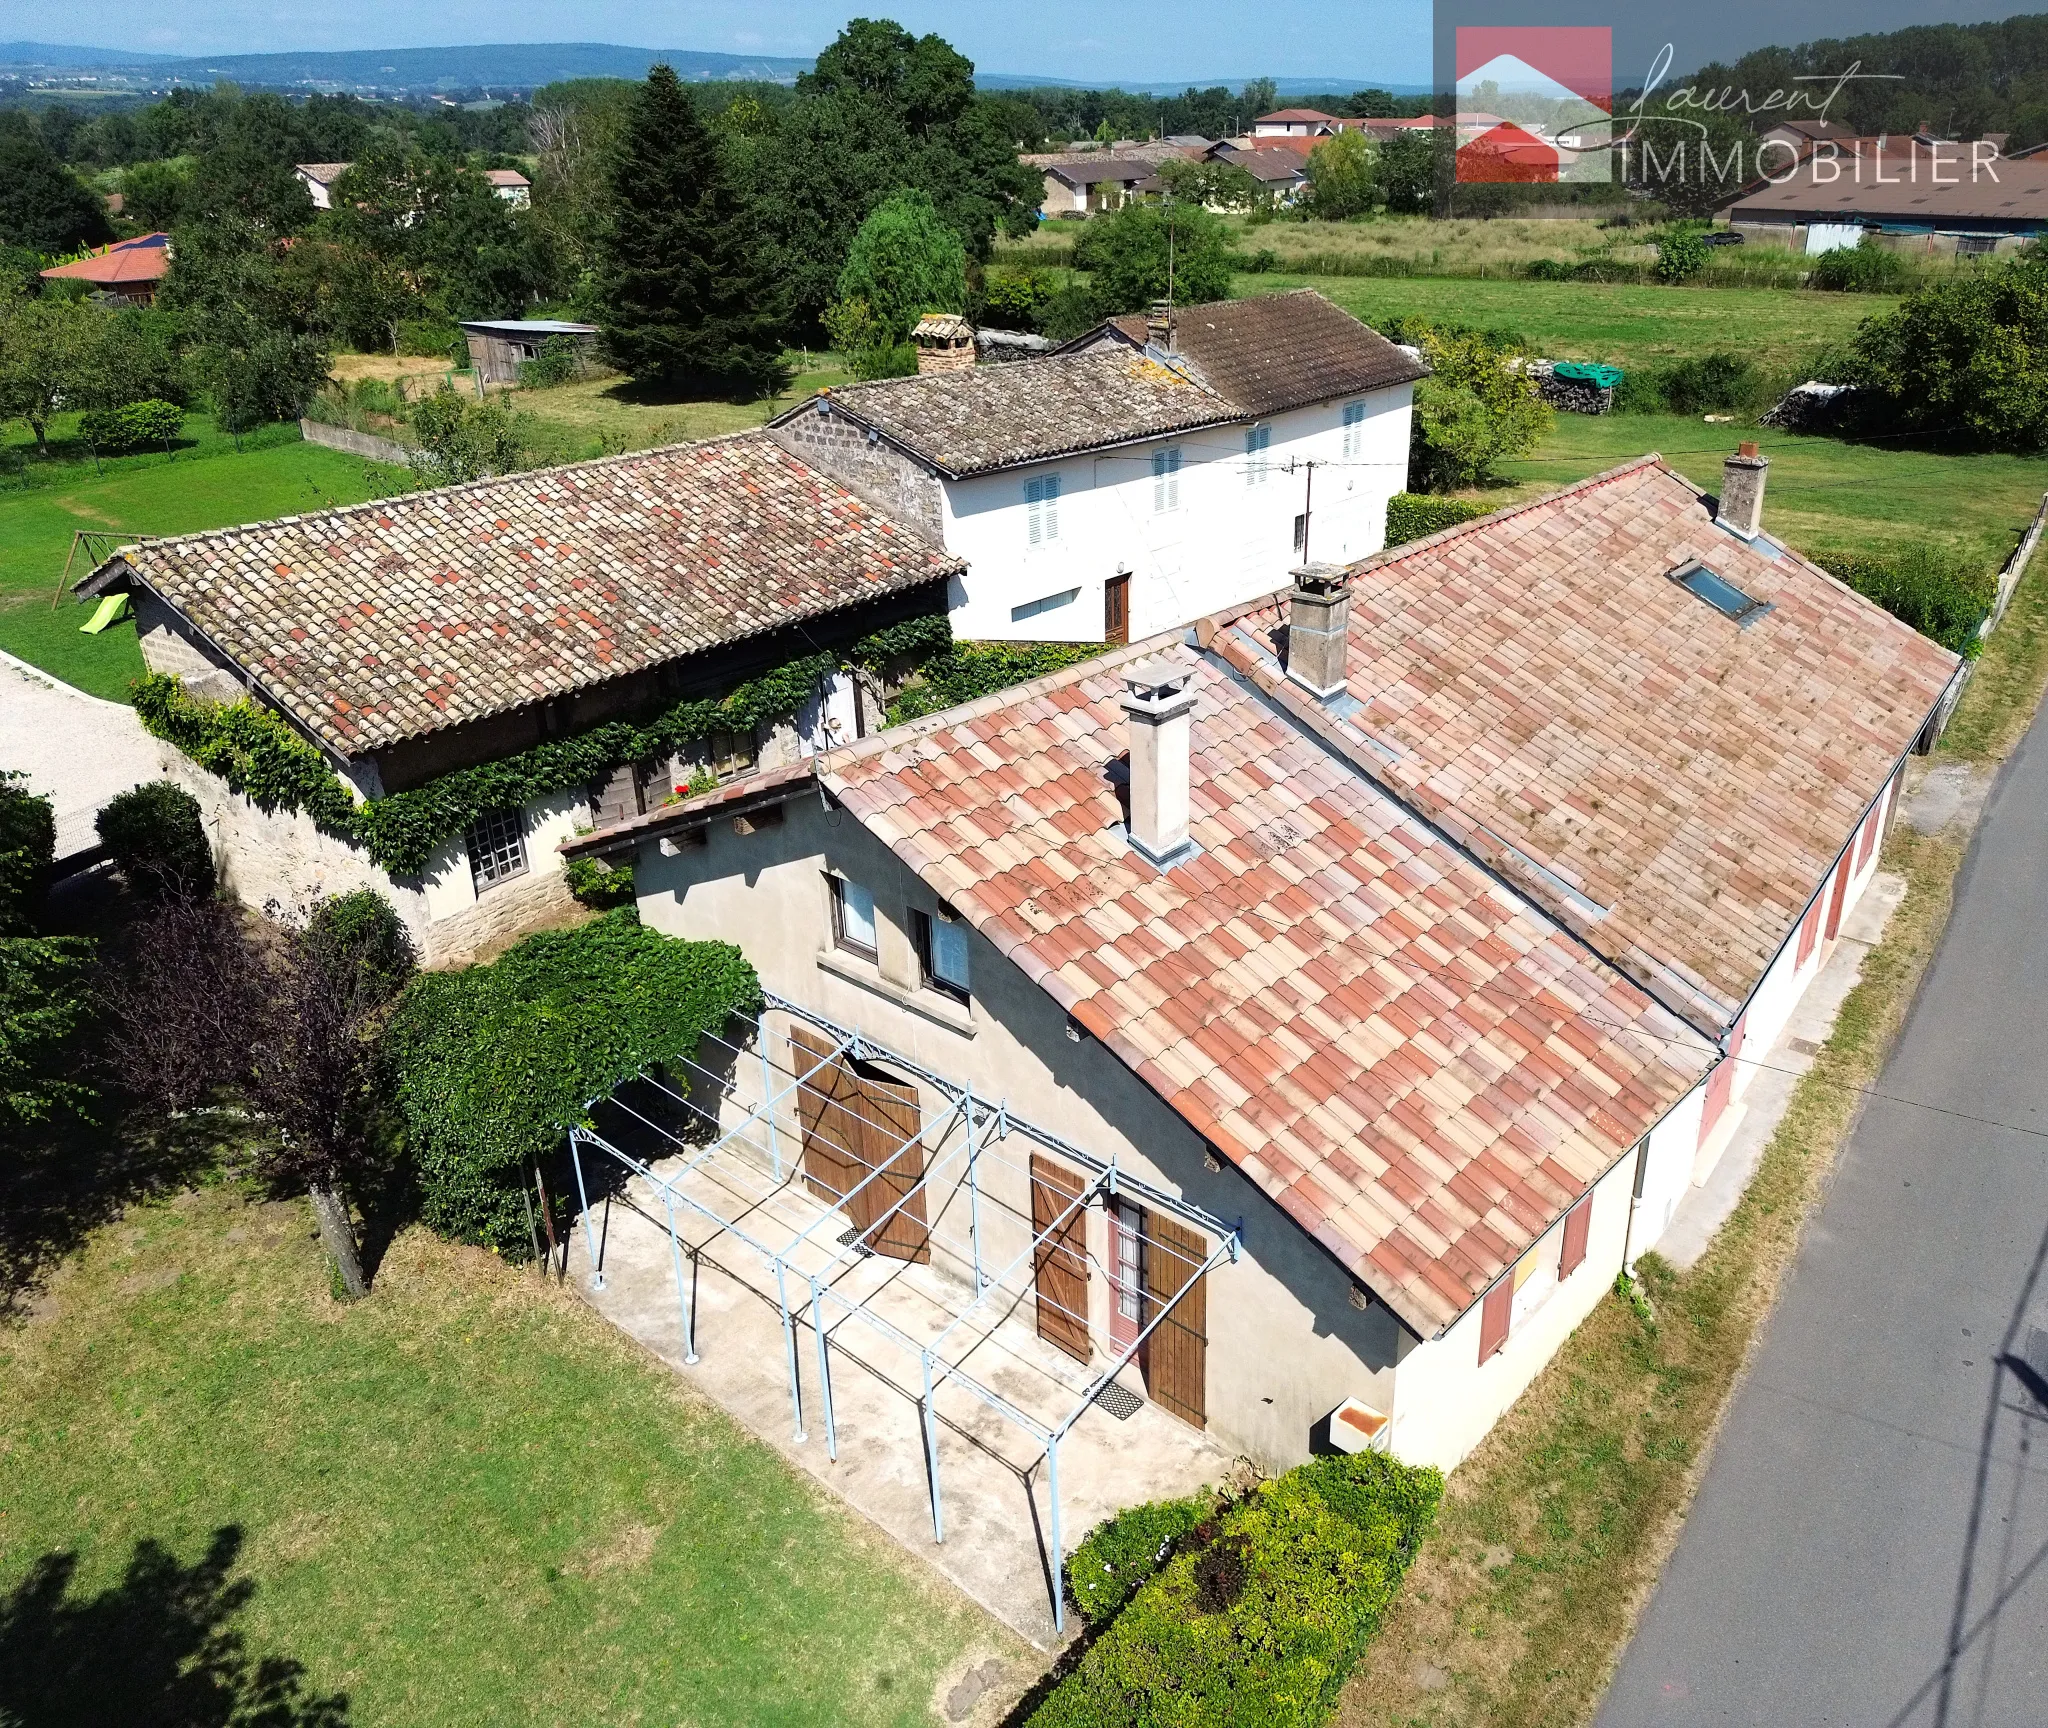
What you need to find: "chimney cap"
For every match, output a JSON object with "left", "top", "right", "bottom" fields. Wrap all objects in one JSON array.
[
  {"left": 1122, "top": 654, "right": 1190, "bottom": 700},
  {"left": 1734, "top": 440, "right": 1762, "bottom": 460},
  {"left": 1290, "top": 562, "right": 1350, "bottom": 596}
]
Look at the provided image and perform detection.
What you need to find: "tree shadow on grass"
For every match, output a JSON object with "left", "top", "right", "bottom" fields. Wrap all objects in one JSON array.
[{"left": 0, "top": 1526, "right": 348, "bottom": 1726}]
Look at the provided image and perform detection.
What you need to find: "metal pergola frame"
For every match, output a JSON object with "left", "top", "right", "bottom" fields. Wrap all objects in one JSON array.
[{"left": 565, "top": 992, "right": 1240, "bottom": 1631}]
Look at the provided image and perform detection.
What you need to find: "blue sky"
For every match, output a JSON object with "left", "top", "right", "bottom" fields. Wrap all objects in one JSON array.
[{"left": 42, "top": 0, "right": 2045, "bottom": 87}]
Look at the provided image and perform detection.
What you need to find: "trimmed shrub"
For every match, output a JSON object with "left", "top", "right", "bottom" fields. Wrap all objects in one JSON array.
[
  {"left": 383, "top": 912, "right": 761, "bottom": 1255},
  {"left": 305, "top": 889, "right": 416, "bottom": 1003},
  {"left": 1807, "top": 236, "right": 1910, "bottom": 294},
  {"left": 1068, "top": 1494, "right": 1214, "bottom": 1629},
  {"left": 96, "top": 780, "right": 215, "bottom": 902},
  {"left": 1031, "top": 1451, "right": 1443, "bottom": 1727},
  {"left": 1815, "top": 546, "right": 1993, "bottom": 656},
  {"left": 1385, "top": 493, "right": 1488, "bottom": 544},
  {"left": 77, "top": 398, "right": 183, "bottom": 454}
]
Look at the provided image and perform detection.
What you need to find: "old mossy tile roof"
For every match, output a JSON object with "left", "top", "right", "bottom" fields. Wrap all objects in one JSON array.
[
  {"left": 790, "top": 345, "right": 1237, "bottom": 478},
  {"left": 1099, "top": 289, "right": 1429, "bottom": 418},
  {"left": 1205, "top": 456, "right": 1960, "bottom": 1035},
  {"left": 819, "top": 642, "right": 1713, "bottom": 1336},
  {"left": 104, "top": 431, "right": 962, "bottom": 758}
]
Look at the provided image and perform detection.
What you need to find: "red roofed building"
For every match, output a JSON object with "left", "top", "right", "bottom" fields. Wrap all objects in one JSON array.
[{"left": 40, "top": 233, "right": 172, "bottom": 306}]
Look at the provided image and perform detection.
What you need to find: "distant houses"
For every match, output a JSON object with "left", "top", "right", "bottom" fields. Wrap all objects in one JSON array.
[{"left": 40, "top": 233, "right": 172, "bottom": 306}]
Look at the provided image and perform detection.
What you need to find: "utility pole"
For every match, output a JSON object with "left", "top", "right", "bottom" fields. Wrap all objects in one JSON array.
[{"left": 1300, "top": 459, "right": 1315, "bottom": 563}]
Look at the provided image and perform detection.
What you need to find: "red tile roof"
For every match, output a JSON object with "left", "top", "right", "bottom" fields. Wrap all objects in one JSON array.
[
  {"left": 1205, "top": 457, "right": 1959, "bottom": 1034},
  {"left": 105, "top": 431, "right": 962, "bottom": 758},
  {"left": 820, "top": 643, "right": 1714, "bottom": 1335},
  {"left": 41, "top": 233, "right": 171, "bottom": 287}
]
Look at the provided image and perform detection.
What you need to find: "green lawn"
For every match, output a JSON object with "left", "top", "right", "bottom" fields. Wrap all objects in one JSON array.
[
  {"left": 0, "top": 421, "right": 408, "bottom": 701},
  {"left": 0, "top": 1170, "right": 1009, "bottom": 1725},
  {"left": 1476, "top": 410, "right": 2048, "bottom": 571},
  {"left": 514, "top": 359, "right": 852, "bottom": 466},
  {"left": 1240, "top": 274, "right": 1893, "bottom": 377}
]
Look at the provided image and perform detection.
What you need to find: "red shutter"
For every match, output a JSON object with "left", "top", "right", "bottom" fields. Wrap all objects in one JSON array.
[
  {"left": 1478, "top": 1279, "right": 1512, "bottom": 1364},
  {"left": 1795, "top": 894, "right": 1822, "bottom": 967},
  {"left": 1823, "top": 853, "right": 1852, "bottom": 941},
  {"left": 1560, "top": 1194, "right": 1592, "bottom": 1279},
  {"left": 1698, "top": 1012, "right": 1747, "bottom": 1150}
]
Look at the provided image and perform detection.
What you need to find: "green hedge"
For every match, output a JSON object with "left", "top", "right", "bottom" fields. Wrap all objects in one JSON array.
[
  {"left": 1068, "top": 1493, "right": 1213, "bottom": 1629},
  {"left": 135, "top": 614, "right": 961, "bottom": 880},
  {"left": 1815, "top": 547, "right": 1993, "bottom": 656},
  {"left": 79, "top": 398, "right": 184, "bottom": 454},
  {"left": 383, "top": 911, "right": 762, "bottom": 1255},
  {"left": 1034, "top": 1451, "right": 1442, "bottom": 1728},
  {"left": 1385, "top": 493, "right": 1489, "bottom": 545}
]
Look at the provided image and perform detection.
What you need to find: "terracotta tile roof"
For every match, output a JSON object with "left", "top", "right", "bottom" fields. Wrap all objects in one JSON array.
[
  {"left": 819, "top": 643, "right": 1713, "bottom": 1336},
  {"left": 791, "top": 346, "right": 1237, "bottom": 478},
  {"left": 1205, "top": 457, "right": 1959, "bottom": 1034},
  {"left": 41, "top": 233, "right": 171, "bottom": 287},
  {"left": 107, "top": 432, "right": 961, "bottom": 758},
  {"left": 1099, "top": 290, "right": 1428, "bottom": 418}
]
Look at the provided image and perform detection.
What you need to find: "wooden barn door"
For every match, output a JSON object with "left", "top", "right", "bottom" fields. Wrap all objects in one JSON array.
[
  {"left": 1030, "top": 1156, "right": 1090, "bottom": 1362},
  {"left": 1142, "top": 1214, "right": 1208, "bottom": 1429},
  {"left": 787, "top": 1025, "right": 928, "bottom": 1262}
]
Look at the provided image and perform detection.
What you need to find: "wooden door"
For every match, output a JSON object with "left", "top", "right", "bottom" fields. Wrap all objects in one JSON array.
[
  {"left": 1104, "top": 574, "right": 1130, "bottom": 645},
  {"left": 1031, "top": 1156, "right": 1090, "bottom": 1362},
  {"left": 789, "top": 1026, "right": 866, "bottom": 1209},
  {"left": 1142, "top": 1213, "right": 1208, "bottom": 1429},
  {"left": 854, "top": 1066, "right": 929, "bottom": 1263}
]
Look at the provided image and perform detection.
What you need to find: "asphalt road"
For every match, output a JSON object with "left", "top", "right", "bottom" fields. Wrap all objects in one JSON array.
[{"left": 1597, "top": 720, "right": 2048, "bottom": 1727}]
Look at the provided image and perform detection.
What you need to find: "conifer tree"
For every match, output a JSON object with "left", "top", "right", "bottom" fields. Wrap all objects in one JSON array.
[{"left": 599, "top": 65, "right": 786, "bottom": 399}]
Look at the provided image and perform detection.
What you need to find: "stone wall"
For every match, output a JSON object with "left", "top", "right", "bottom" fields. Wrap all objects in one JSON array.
[
  {"left": 769, "top": 406, "right": 946, "bottom": 545},
  {"left": 299, "top": 419, "right": 413, "bottom": 466}
]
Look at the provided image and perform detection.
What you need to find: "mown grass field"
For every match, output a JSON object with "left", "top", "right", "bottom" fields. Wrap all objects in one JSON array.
[
  {"left": 1480, "top": 411, "right": 2048, "bottom": 572},
  {"left": 1242, "top": 273, "right": 1894, "bottom": 376},
  {"left": 0, "top": 1162, "right": 1012, "bottom": 1727},
  {"left": 0, "top": 419, "right": 407, "bottom": 701},
  {"left": 512, "top": 356, "right": 850, "bottom": 466}
]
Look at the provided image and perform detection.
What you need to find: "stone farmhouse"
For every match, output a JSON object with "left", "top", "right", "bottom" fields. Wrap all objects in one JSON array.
[
  {"left": 561, "top": 448, "right": 1959, "bottom": 1475},
  {"left": 772, "top": 290, "right": 1424, "bottom": 649},
  {"left": 78, "top": 431, "right": 962, "bottom": 962}
]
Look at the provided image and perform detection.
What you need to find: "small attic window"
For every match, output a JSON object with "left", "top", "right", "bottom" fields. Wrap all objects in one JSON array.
[{"left": 1670, "top": 559, "right": 1770, "bottom": 624}]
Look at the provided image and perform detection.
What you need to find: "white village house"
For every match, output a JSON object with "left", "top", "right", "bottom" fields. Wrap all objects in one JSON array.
[
  {"left": 562, "top": 447, "right": 1958, "bottom": 1491},
  {"left": 771, "top": 290, "right": 1425, "bottom": 648}
]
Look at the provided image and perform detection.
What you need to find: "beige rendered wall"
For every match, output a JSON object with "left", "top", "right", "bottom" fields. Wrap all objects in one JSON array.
[{"left": 629, "top": 786, "right": 1409, "bottom": 1472}]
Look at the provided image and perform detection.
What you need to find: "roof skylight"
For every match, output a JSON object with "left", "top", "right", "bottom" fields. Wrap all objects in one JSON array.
[{"left": 1670, "top": 559, "right": 1770, "bottom": 624}]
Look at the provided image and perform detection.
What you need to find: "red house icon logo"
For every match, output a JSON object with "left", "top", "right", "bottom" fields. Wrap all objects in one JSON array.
[{"left": 1455, "top": 26, "right": 1611, "bottom": 184}]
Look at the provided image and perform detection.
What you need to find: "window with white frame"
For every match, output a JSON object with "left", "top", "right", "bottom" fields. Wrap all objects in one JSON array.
[
  {"left": 1244, "top": 423, "right": 1271, "bottom": 485},
  {"left": 1152, "top": 445, "right": 1182, "bottom": 513},
  {"left": 1341, "top": 401, "right": 1367, "bottom": 458},
  {"left": 465, "top": 806, "right": 528, "bottom": 892},
  {"left": 1025, "top": 472, "right": 1061, "bottom": 545},
  {"left": 829, "top": 874, "right": 877, "bottom": 959}
]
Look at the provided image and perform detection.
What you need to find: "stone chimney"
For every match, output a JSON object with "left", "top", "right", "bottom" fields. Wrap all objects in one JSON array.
[
  {"left": 1284, "top": 565, "right": 1353, "bottom": 699},
  {"left": 1119, "top": 656, "right": 1196, "bottom": 867},
  {"left": 1146, "top": 298, "right": 1174, "bottom": 350},
  {"left": 911, "top": 312, "right": 976, "bottom": 376},
  {"left": 1718, "top": 441, "right": 1769, "bottom": 540}
]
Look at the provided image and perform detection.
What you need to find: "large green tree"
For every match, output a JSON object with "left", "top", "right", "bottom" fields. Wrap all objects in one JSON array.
[
  {"left": 0, "top": 121, "right": 111, "bottom": 252},
  {"left": 1073, "top": 201, "right": 1235, "bottom": 318},
  {"left": 833, "top": 190, "right": 967, "bottom": 343},
  {"left": 750, "top": 19, "right": 1040, "bottom": 333},
  {"left": 598, "top": 64, "right": 786, "bottom": 398},
  {"left": 0, "top": 294, "right": 104, "bottom": 452}
]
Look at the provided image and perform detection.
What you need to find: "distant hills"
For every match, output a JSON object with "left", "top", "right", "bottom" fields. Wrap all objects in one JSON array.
[{"left": 0, "top": 39, "right": 1421, "bottom": 97}]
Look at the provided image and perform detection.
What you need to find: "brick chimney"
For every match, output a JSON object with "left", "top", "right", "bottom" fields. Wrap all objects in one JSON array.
[
  {"left": 911, "top": 312, "right": 976, "bottom": 376},
  {"left": 1718, "top": 442, "right": 1769, "bottom": 540},
  {"left": 1284, "top": 565, "right": 1352, "bottom": 699},
  {"left": 1120, "top": 656, "right": 1196, "bottom": 867},
  {"left": 1146, "top": 298, "right": 1174, "bottom": 350}
]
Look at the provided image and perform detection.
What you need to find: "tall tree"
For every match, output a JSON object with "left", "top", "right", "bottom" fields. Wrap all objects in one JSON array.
[
  {"left": 0, "top": 121, "right": 111, "bottom": 252},
  {"left": 598, "top": 64, "right": 786, "bottom": 399},
  {"left": 834, "top": 190, "right": 967, "bottom": 343}
]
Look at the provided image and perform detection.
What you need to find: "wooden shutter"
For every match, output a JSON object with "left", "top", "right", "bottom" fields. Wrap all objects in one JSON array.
[
  {"left": 1794, "top": 893, "right": 1822, "bottom": 967},
  {"left": 789, "top": 1027, "right": 866, "bottom": 1210},
  {"left": 588, "top": 763, "right": 643, "bottom": 828},
  {"left": 1560, "top": 1194, "right": 1592, "bottom": 1279},
  {"left": 853, "top": 1066, "right": 929, "bottom": 1264},
  {"left": 1697, "top": 1012, "right": 1747, "bottom": 1150},
  {"left": 1142, "top": 1213, "right": 1208, "bottom": 1429},
  {"left": 1478, "top": 1279, "right": 1512, "bottom": 1363},
  {"left": 1030, "top": 1156, "right": 1091, "bottom": 1363},
  {"left": 1823, "top": 852, "right": 1852, "bottom": 941}
]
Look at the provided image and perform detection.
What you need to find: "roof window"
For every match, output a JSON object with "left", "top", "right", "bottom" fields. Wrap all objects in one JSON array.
[{"left": 1670, "top": 559, "right": 1770, "bottom": 624}]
